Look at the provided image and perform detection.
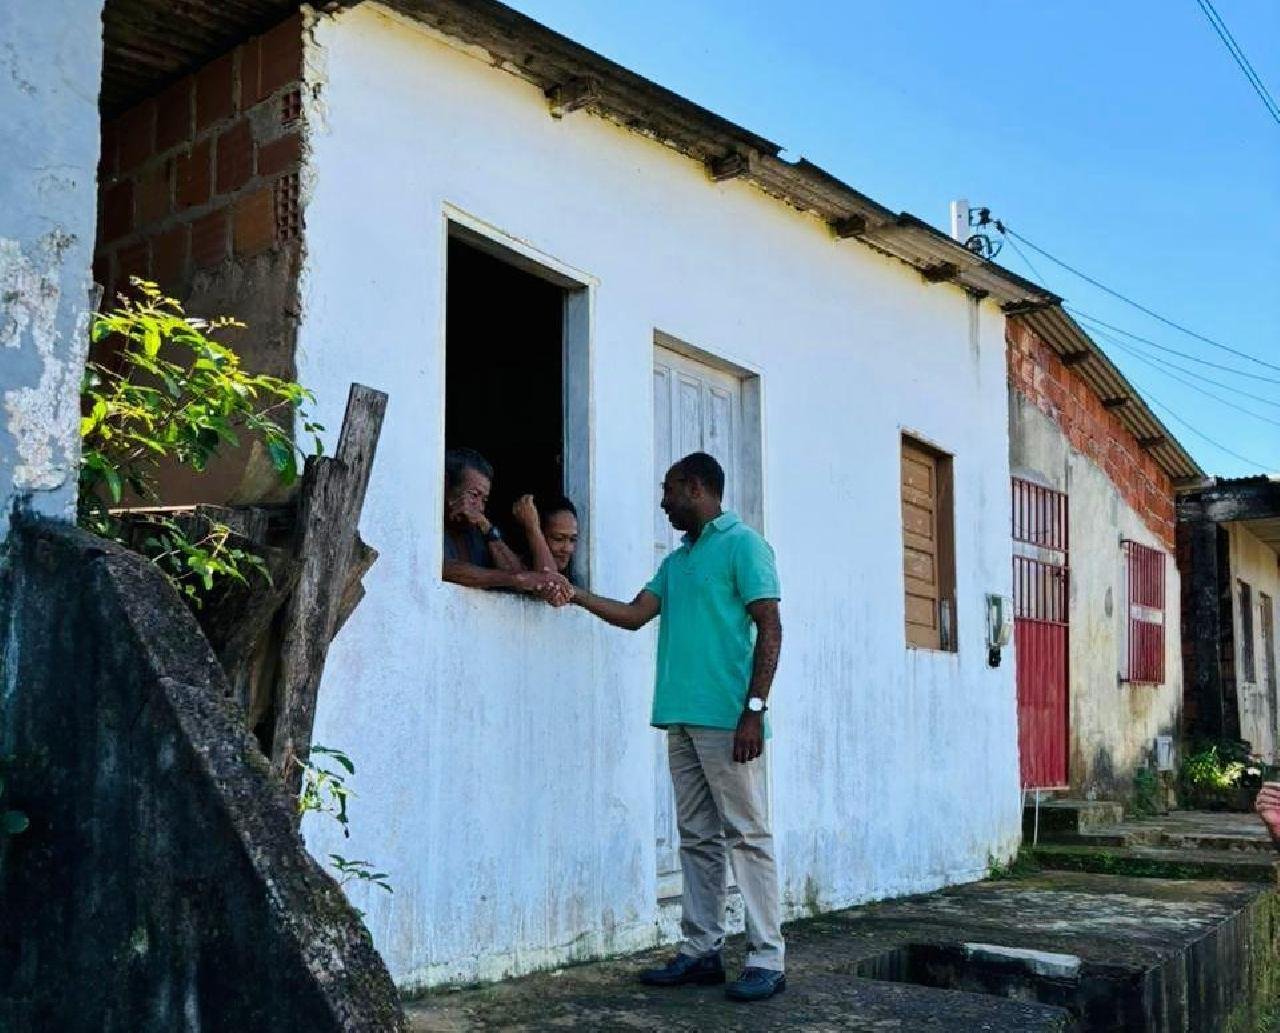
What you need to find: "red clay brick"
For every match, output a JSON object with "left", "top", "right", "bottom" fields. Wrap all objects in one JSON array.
[
  {"left": 99, "top": 120, "right": 120, "bottom": 177},
  {"left": 215, "top": 120, "right": 255, "bottom": 195},
  {"left": 135, "top": 164, "right": 171, "bottom": 227},
  {"left": 116, "top": 240, "right": 150, "bottom": 284},
  {"left": 176, "top": 140, "right": 212, "bottom": 210},
  {"left": 117, "top": 100, "right": 156, "bottom": 172},
  {"left": 256, "top": 132, "right": 301, "bottom": 177},
  {"left": 100, "top": 180, "right": 134, "bottom": 242},
  {"left": 191, "top": 209, "right": 228, "bottom": 269},
  {"left": 196, "top": 52, "right": 236, "bottom": 131},
  {"left": 240, "top": 38, "right": 261, "bottom": 108},
  {"left": 233, "top": 187, "right": 275, "bottom": 257},
  {"left": 155, "top": 77, "right": 194, "bottom": 152},
  {"left": 152, "top": 225, "right": 190, "bottom": 292},
  {"left": 258, "top": 14, "right": 303, "bottom": 101}
]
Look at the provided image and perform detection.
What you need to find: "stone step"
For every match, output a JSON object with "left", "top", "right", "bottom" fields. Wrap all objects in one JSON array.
[
  {"left": 1159, "top": 831, "right": 1277, "bottom": 854},
  {"left": 1022, "top": 799, "right": 1124, "bottom": 837},
  {"left": 1028, "top": 843, "right": 1280, "bottom": 883},
  {"left": 1026, "top": 827, "right": 1161, "bottom": 849}
]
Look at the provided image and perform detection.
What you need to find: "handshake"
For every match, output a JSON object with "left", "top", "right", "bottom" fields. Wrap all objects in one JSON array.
[{"left": 512, "top": 570, "right": 575, "bottom": 607}]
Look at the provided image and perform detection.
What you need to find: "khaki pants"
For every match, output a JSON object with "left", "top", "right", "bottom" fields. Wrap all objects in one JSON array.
[{"left": 667, "top": 724, "right": 785, "bottom": 971}]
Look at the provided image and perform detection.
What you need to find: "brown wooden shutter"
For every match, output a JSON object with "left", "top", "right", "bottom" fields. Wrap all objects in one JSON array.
[{"left": 902, "top": 440, "right": 941, "bottom": 649}]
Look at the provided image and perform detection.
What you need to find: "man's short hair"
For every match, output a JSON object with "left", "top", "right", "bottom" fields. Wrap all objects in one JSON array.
[
  {"left": 673, "top": 452, "right": 725, "bottom": 498},
  {"left": 444, "top": 447, "right": 493, "bottom": 490}
]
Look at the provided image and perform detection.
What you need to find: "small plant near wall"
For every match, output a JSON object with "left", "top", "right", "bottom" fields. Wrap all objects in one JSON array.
[
  {"left": 1180, "top": 740, "right": 1279, "bottom": 811},
  {"left": 296, "top": 745, "right": 393, "bottom": 907},
  {"left": 1131, "top": 767, "right": 1161, "bottom": 818},
  {"left": 79, "top": 278, "right": 323, "bottom": 604}
]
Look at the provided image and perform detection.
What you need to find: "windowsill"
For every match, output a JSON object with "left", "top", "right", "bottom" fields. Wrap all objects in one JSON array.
[{"left": 906, "top": 644, "right": 960, "bottom": 657}]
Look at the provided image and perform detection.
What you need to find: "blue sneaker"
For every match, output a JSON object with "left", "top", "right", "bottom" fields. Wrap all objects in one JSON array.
[
  {"left": 725, "top": 966, "right": 786, "bottom": 1001},
  {"left": 638, "top": 952, "right": 726, "bottom": 987}
]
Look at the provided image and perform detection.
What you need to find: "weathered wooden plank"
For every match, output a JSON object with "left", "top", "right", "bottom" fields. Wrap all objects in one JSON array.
[
  {"left": 332, "top": 536, "right": 379, "bottom": 639},
  {"left": 270, "top": 384, "right": 388, "bottom": 795}
]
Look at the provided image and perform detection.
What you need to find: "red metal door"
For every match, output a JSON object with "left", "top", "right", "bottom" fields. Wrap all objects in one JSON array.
[{"left": 1012, "top": 478, "right": 1069, "bottom": 789}]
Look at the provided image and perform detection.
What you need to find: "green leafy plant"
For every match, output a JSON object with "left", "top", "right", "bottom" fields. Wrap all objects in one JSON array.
[
  {"left": 79, "top": 278, "right": 322, "bottom": 603},
  {"left": 986, "top": 851, "right": 1040, "bottom": 881},
  {"left": 297, "top": 746, "right": 393, "bottom": 902},
  {"left": 1131, "top": 766, "right": 1161, "bottom": 818}
]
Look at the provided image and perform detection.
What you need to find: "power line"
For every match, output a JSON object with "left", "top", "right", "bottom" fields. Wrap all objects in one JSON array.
[
  {"left": 1101, "top": 330, "right": 1280, "bottom": 412},
  {"left": 1137, "top": 387, "right": 1275, "bottom": 471},
  {"left": 1193, "top": 0, "right": 1280, "bottom": 125},
  {"left": 1003, "top": 228, "right": 1280, "bottom": 374},
  {"left": 1069, "top": 308, "right": 1280, "bottom": 386},
  {"left": 1002, "top": 233, "right": 1049, "bottom": 286},
  {"left": 1098, "top": 331, "right": 1280, "bottom": 427}
]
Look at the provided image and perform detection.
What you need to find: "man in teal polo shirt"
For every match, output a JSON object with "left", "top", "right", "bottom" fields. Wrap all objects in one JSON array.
[{"left": 570, "top": 451, "right": 785, "bottom": 1002}]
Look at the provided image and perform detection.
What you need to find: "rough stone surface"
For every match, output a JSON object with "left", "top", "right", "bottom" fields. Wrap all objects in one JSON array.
[
  {"left": 405, "top": 872, "right": 1278, "bottom": 1032},
  {"left": 0, "top": 519, "right": 405, "bottom": 1032},
  {"left": 0, "top": 0, "right": 103, "bottom": 540}
]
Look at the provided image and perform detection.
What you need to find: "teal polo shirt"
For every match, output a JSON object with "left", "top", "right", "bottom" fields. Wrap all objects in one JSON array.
[{"left": 644, "top": 511, "right": 781, "bottom": 731}]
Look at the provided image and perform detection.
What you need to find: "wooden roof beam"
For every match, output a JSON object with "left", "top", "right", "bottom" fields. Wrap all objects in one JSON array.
[
  {"left": 546, "top": 76, "right": 599, "bottom": 118},
  {"left": 921, "top": 262, "right": 959, "bottom": 283},
  {"left": 706, "top": 150, "right": 757, "bottom": 182},
  {"left": 830, "top": 215, "right": 868, "bottom": 239}
]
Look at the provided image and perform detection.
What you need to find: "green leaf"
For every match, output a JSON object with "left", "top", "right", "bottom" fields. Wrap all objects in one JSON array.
[
  {"left": 102, "top": 464, "right": 123, "bottom": 504},
  {"left": 91, "top": 318, "right": 112, "bottom": 343},
  {"left": 142, "top": 325, "right": 161, "bottom": 358},
  {"left": 2, "top": 810, "right": 28, "bottom": 835}
]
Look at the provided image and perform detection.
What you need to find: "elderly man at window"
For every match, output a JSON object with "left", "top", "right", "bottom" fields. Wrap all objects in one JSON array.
[{"left": 442, "top": 447, "right": 570, "bottom": 602}]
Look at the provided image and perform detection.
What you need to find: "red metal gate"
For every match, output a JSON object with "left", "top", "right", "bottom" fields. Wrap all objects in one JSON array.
[{"left": 1012, "top": 478, "right": 1069, "bottom": 789}]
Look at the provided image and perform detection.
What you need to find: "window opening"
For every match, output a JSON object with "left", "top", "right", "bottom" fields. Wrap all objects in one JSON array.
[
  {"left": 444, "top": 228, "right": 588, "bottom": 580},
  {"left": 1121, "top": 540, "right": 1165, "bottom": 684},
  {"left": 1240, "top": 580, "right": 1256, "bottom": 683}
]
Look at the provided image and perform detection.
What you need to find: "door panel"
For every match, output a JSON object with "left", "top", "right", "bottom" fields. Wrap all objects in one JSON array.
[
  {"left": 1012, "top": 478, "right": 1070, "bottom": 790},
  {"left": 652, "top": 346, "right": 747, "bottom": 893}
]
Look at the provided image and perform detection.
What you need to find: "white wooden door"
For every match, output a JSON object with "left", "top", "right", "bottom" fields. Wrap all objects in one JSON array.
[{"left": 652, "top": 346, "right": 744, "bottom": 896}]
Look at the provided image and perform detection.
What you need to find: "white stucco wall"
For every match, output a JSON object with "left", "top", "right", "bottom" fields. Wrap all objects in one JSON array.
[
  {"left": 298, "top": 4, "right": 1020, "bottom": 988},
  {"left": 1009, "top": 394, "right": 1182, "bottom": 801},
  {"left": 0, "top": 0, "right": 103, "bottom": 540},
  {"left": 1226, "top": 522, "right": 1280, "bottom": 760}
]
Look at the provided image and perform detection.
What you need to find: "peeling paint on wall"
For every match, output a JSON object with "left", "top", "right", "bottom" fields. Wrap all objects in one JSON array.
[
  {"left": 1, "top": 233, "right": 90, "bottom": 497},
  {"left": 1, "top": 0, "right": 104, "bottom": 541}
]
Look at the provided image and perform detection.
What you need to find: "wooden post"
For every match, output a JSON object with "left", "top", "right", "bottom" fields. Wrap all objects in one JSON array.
[{"left": 270, "top": 384, "right": 388, "bottom": 795}]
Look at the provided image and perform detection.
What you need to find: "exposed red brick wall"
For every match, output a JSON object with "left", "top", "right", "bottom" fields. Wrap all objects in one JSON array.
[
  {"left": 1007, "top": 319, "right": 1177, "bottom": 549},
  {"left": 95, "top": 12, "right": 306, "bottom": 302}
]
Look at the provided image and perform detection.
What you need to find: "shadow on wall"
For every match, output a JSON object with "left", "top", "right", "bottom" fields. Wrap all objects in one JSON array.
[{"left": 0, "top": 518, "right": 404, "bottom": 1032}]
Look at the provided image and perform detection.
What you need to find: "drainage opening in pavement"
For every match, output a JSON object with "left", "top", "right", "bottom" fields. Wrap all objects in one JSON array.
[{"left": 853, "top": 942, "right": 1146, "bottom": 1030}]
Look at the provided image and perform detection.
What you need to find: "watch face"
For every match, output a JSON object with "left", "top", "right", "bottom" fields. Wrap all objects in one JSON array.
[{"left": 748, "top": 698, "right": 764, "bottom": 712}]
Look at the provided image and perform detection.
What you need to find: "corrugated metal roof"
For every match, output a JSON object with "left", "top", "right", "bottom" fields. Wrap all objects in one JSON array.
[
  {"left": 1013, "top": 307, "right": 1205, "bottom": 484},
  {"left": 101, "top": 0, "right": 1058, "bottom": 306},
  {"left": 381, "top": 0, "right": 1058, "bottom": 310},
  {"left": 99, "top": 0, "right": 1203, "bottom": 485}
]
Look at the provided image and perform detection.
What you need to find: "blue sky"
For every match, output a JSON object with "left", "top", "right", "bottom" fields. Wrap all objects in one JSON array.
[{"left": 506, "top": 0, "right": 1280, "bottom": 477}]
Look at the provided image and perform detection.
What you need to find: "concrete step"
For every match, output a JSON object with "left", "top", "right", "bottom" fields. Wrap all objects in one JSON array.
[
  {"left": 1026, "top": 827, "right": 1162, "bottom": 850},
  {"left": 1159, "top": 831, "right": 1277, "bottom": 854},
  {"left": 1022, "top": 799, "right": 1124, "bottom": 838},
  {"left": 1028, "top": 843, "right": 1280, "bottom": 883}
]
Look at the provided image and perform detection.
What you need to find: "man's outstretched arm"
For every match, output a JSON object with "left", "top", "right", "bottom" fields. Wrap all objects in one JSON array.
[{"left": 572, "top": 588, "right": 661, "bottom": 630}]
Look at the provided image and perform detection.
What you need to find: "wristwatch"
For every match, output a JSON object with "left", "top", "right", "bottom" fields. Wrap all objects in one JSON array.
[
  {"left": 746, "top": 696, "right": 767, "bottom": 714},
  {"left": 483, "top": 524, "right": 503, "bottom": 543}
]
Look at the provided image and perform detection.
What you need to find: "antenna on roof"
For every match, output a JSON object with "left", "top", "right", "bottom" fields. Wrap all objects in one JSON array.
[{"left": 949, "top": 199, "right": 969, "bottom": 243}]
